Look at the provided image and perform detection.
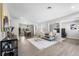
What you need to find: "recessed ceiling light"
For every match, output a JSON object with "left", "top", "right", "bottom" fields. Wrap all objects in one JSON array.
[{"left": 71, "top": 6, "right": 75, "bottom": 9}]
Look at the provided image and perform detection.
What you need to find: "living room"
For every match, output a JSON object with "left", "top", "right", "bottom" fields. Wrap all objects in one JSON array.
[{"left": 0, "top": 3, "right": 79, "bottom": 56}]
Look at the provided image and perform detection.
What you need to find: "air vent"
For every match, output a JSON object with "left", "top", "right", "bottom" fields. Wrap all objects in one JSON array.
[{"left": 47, "top": 6, "right": 52, "bottom": 9}]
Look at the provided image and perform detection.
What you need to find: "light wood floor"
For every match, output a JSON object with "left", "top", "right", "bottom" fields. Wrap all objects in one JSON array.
[{"left": 18, "top": 38, "right": 79, "bottom": 56}]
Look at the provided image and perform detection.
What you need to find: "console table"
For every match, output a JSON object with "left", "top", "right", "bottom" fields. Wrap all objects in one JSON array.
[{"left": 0, "top": 37, "right": 18, "bottom": 56}]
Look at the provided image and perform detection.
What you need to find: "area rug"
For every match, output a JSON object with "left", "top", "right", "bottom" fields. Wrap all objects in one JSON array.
[{"left": 27, "top": 38, "right": 62, "bottom": 50}]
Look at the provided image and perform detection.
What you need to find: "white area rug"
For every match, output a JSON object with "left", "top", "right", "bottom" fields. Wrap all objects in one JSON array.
[{"left": 27, "top": 38, "right": 64, "bottom": 50}]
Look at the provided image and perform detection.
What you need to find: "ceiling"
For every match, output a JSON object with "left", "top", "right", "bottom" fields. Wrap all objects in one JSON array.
[{"left": 5, "top": 3, "right": 79, "bottom": 23}]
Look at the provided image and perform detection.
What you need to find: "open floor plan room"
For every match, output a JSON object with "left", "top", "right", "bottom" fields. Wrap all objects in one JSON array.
[{"left": 0, "top": 3, "right": 79, "bottom": 56}]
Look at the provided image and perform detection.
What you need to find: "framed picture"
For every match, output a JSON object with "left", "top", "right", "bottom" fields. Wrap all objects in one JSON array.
[
  {"left": 70, "top": 24, "right": 77, "bottom": 30},
  {"left": 1, "top": 16, "right": 9, "bottom": 32}
]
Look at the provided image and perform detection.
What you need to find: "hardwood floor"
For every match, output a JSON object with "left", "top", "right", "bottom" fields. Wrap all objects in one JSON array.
[{"left": 18, "top": 37, "right": 79, "bottom": 56}]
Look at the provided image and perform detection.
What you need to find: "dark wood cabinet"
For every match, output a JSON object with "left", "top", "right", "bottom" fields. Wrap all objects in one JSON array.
[
  {"left": 61, "top": 28, "right": 67, "bottom": 38},
  {"left": 0, "top": 38, "right": 18, "bottom": 56}
]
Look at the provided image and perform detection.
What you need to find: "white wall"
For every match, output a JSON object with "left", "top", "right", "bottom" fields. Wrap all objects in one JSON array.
[{"left": 61, "top": 20, "right": 79, "bottom": 39}]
